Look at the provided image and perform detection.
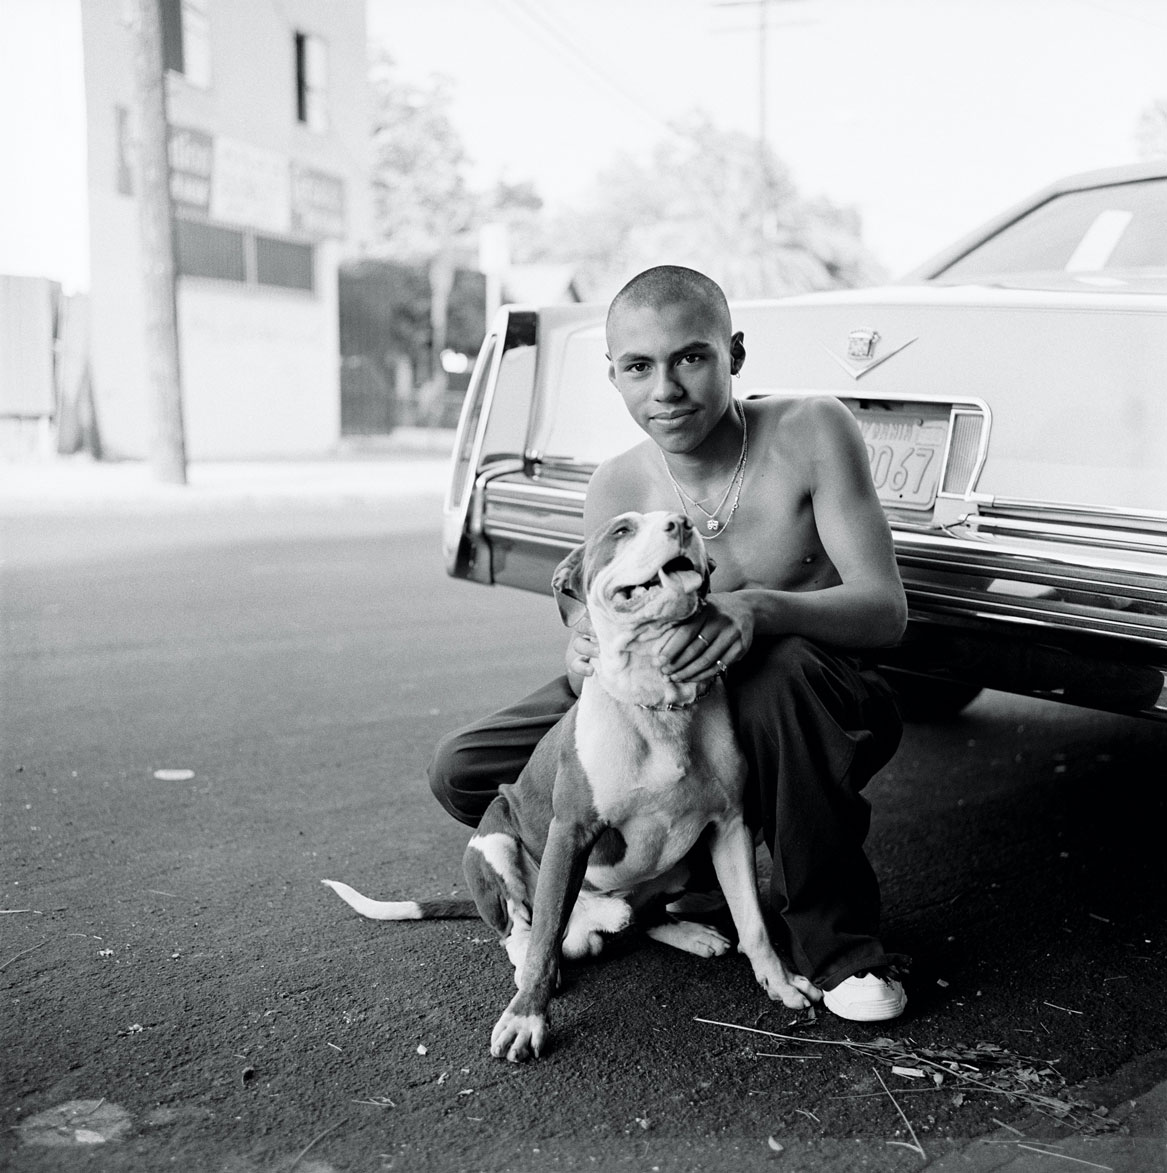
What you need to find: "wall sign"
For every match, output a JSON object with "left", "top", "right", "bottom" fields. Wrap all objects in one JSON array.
[
  {"left": 210, "top": 136, "right": 291, "bottom": 235},
  {"left": 291, "top": 165, "right": 346, "bottom": 239}
]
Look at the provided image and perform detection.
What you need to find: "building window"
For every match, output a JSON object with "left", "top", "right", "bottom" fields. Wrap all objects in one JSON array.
[
  {"left": 161, "top": 0, "right": 211, "bottom": 89},
  {"left": 256, "top": 235, "right": 315, "bottom": 292},
  {"left": 175, "top": 218, "right": 247, "bottom": 283},
  {"left": 174, "top": 215, "right": 314, "bottom": 293},
  {"left": 294, "top": 31, "right": 329, "bottom": 132}
]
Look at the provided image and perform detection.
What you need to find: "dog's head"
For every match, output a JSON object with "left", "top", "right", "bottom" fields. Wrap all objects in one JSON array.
[{"left": 552, "top": 511, "right": 712, "bottom": 633}]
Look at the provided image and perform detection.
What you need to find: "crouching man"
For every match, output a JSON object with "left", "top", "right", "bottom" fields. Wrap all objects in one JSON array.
[{"left": 430, "top": 265, "right": 910, "bottom": 1022}]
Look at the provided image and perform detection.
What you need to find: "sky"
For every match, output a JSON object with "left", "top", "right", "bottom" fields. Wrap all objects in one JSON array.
[
  {"left": 0, "top": 0, "right": 87, "bottom": 290},
  {"left": 1, "top": 0, "right": 1162, "bottom": 292},
  {"left": 367, "top": 0, "right": 1167, "bottom": 275}
]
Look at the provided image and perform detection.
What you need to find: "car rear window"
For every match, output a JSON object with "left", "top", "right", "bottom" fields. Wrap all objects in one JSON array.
[{"left": 936, "top": 177, "right": 1167, "bottom": 285}]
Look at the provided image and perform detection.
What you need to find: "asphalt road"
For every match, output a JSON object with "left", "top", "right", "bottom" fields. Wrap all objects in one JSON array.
[{"left": 3, "top": 500, "right": 1166, "bottom": 1173}]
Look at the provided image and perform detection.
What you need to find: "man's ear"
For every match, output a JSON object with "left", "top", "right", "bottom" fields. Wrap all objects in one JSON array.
[
  {"left": 729, "top": 331, "right": 746, "bottom": 376},
  {"left": 552, "top": 543, "right": 589, "bottom": 628}
]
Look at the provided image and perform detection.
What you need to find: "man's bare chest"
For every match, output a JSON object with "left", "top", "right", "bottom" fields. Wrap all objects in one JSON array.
[{"left": 633, "top": 469, "right": 834, "bottom": 592}]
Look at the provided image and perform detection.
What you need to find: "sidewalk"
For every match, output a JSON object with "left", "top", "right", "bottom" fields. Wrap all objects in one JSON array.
[{"left": 0, "top": 430, "right": 455, "bottom": 514}]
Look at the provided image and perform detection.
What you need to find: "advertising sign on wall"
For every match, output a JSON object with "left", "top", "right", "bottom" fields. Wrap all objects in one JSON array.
[
  {"left": 168, "top": 126, "right": 213, "bottom": 214},
  {"left": 210, "top": 136, "right": 291, "bottom": 234}
]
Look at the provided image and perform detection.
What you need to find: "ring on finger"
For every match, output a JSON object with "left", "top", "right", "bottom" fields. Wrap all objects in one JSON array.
[
  {"left": 716, "top": 660, "right": 727, "bottom": 674},
  {"left": 695, "top": 633, "right": 710, "bottom": 649}
]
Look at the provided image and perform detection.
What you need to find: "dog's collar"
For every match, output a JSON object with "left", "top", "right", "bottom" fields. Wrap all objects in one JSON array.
[{"left": 635, "top": 678, "right": 717, "bottom": 712}]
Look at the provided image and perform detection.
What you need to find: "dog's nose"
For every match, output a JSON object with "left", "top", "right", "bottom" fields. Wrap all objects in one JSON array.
[{"left": 665, "top": 514, "right": 690, "bottom": 537}]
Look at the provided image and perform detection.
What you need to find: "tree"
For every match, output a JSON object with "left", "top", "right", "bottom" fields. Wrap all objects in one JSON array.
[
  {"left": 368, "top": 54, "right": 488, "bottom": 420},
  {"left": 368, "top": 54, "right": 477, "bottom": 258},
  {"left": 132, "top": 0, "right": 187, "bottom": 483},
  {"left": 541, "top": 112, "right": 885, "bottom": 300}
]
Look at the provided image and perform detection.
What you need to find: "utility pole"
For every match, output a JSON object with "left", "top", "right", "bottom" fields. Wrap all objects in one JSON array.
[
  {"left": 713, "top": 0, "right": 776, "bottom": 285},
  {"left": 132, "top": 0, "right": 187, "bottom": 484},
  {"left": 713, "top": 0, "right": 807, "bottom": 288}
]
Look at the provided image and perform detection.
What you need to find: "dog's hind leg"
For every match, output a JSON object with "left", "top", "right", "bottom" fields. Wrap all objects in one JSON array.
[
  {"left": 646, "top": 918, "right": 732, "bottom": 957},
  {"left": 464, "top": 800, "right": 536, "bottom": 985}
]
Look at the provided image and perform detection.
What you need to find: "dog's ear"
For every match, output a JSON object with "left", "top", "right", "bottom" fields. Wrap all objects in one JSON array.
[
  {"left": 552, "top": 543, "right": 589, "bottom": 628},
  {"left": 700, "top": 554, "right": 716, "bottom": 599}
]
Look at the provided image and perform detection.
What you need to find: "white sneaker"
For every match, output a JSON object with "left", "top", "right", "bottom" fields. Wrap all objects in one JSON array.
[{"left": 822, "top": 971, "right": 907, "bottom": 1022}]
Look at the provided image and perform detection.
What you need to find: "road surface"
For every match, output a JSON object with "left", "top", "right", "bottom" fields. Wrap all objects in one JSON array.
[{"left": 3, "top": 498, "right": 1166, "bottom": 1172}]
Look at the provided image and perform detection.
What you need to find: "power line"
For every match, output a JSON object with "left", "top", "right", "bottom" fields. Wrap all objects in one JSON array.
[{"left": 499, "top": 0, "right": 681, "bottom": 141}]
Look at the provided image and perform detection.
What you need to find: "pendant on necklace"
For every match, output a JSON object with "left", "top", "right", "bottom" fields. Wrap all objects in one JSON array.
[{"left": 706, "top": 519, "right": 720, "bottom": 532}]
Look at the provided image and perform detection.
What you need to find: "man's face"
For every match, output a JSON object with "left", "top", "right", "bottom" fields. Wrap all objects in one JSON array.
[{"left": 606, "top": 298, "right": 743, "bottom": 454}]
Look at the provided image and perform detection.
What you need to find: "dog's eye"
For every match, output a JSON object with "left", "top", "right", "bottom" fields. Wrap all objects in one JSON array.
[{"left": 611, "top": 524, "right": 631, "bottom": 537}]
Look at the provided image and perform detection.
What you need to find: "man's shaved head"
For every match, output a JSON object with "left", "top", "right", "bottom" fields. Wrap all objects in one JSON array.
[{"left": 606, "top": 266, "right": 732, "bottom": 343}]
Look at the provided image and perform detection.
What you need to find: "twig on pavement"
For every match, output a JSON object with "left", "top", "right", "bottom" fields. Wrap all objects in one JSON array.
[
  {"left": 874, "top": 1066, "right": 926, "bottom": 1160},
  {"left": 0, "top": 939, "right": 48, "bottom": 972},
  {"left": 286, "top": 1122, "right": 342, "bottom": 1171},
  {"left": 1014, "top": 1143, "right": 1113, "bottom": 1169}
]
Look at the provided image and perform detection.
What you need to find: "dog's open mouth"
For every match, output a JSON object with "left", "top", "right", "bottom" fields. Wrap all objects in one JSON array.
[{"left": 614, "top": 555, "right": 704, "bottom": 602}]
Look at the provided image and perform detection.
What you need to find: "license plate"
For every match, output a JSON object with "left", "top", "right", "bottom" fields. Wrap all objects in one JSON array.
[{"left": 855, "top": 412, "right": 948, "bottom": 510}]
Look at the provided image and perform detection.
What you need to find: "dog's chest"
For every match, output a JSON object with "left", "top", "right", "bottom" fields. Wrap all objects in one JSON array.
[{"left": 572, "top": 686, "right": 743, "bottom": 859}]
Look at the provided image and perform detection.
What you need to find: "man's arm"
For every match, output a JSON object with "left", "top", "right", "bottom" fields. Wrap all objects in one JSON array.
[
  {"left": 741, "top": 395, "right": 907, "bottom": 648},
  {"left": 661, "top": 397, "right": 906, "bottom": 682}
]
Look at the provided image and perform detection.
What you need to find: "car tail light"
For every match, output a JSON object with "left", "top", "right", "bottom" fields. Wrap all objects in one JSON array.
[{"left": 942, "top": 409, "right": 986, "bottom": 496}]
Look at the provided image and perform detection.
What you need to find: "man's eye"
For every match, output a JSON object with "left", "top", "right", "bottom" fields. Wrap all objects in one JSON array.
[
  {"left": 679, "top": 353, "right": 703, "bottom": 365},
  {"left": 625, "top": 362, "right": 649, "bottom": 374}
]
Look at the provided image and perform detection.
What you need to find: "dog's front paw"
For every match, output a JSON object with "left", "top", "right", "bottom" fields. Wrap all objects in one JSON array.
[{"left": 490, "top": 1005, "right": 548, "bottom": 1063}]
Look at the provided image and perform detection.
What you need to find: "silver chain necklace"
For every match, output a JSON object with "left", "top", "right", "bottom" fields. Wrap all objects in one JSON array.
[{"left": 660, "top": 401, "right": 748, "bottom": 539}]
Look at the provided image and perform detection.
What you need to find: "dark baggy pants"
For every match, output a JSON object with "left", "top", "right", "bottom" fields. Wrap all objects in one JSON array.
[{"left": 426, "top": 635, "right": 903, "bottom": 991}]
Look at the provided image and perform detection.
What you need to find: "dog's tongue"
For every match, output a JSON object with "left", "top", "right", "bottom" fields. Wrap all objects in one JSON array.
[{"left": 659, "top": 565, "right": 703, "bottom": 594}]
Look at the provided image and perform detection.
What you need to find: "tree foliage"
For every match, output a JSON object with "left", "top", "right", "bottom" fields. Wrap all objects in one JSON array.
[
  {"left": 1135, "top": 98, "right": 1167, "bottom": 160},
  {"left": 541, "top": 113, "right": 885, "bottom": 300},
  {"left": 366, "top": 64, "right": 882, "bottom": 300},
  {"left": 368, "top": 54, "right": 477, "bottom": 258}
]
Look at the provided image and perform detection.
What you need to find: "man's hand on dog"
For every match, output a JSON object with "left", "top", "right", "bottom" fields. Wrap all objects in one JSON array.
[
  {"left": 566, "top": 617, "right": 598, "bottom": 682},
  {"left": 657, "top": 593, "right": 755, "bottom": 683},
  {"left": 570, "top": 595, "right": 756, "bottom": 687}
]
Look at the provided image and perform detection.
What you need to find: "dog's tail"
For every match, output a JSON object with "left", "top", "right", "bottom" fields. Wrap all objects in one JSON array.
[{"left": 322, "top": 878, "right": 478, "bottom": 920}]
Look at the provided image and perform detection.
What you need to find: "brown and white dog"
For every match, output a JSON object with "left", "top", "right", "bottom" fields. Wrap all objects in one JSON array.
[{"left": 323, "top": 510, "right": 820, "bottom": 1061}]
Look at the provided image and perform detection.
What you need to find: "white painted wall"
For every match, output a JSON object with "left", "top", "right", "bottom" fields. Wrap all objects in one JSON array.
[{"left": 179, "top": 242, "right": 342, "bottom": 459}]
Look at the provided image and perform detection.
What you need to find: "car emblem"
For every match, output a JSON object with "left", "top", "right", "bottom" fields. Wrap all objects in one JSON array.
[
  {"left": 823, "top": 328, "right": 917, "bottom": 380},
  {"left": 847, "top": 328, "right": 880, "bottom": 360}
]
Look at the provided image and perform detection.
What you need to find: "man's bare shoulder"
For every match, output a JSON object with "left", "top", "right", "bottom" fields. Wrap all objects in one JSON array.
[
  {"left": 750, "top": 393, "right": 863, "bottom": 473},
  {"left": 750, "top": 393, "right": 856, "bottom": 446}
]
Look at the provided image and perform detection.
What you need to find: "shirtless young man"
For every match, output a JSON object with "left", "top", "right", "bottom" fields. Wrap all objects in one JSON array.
[{"left": 429, "top": 265, "right": 910, "bottom": 1022}]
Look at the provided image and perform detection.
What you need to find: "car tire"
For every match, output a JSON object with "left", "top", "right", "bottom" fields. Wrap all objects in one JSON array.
[{"left": 882, "top": 671, "right": 983, "bottom": 722}]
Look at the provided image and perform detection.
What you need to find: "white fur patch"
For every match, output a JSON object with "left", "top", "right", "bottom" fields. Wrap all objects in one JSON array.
[
  {"left": 467, "top": 831, "right": 524, "bottom": 891},
  {"left": 562, "top": 890, "right": 633, "bottom": 959}
]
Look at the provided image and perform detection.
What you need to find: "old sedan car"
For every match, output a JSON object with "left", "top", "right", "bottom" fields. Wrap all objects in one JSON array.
[{"left": 442, "top": 162, "right": 1167, "bottom": 720}]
